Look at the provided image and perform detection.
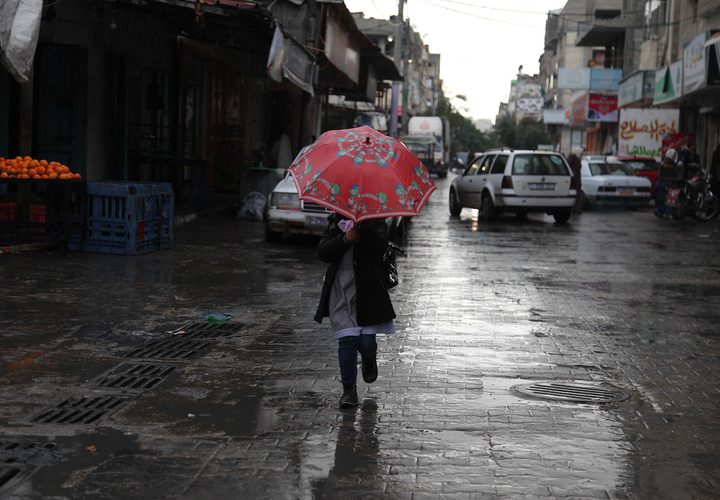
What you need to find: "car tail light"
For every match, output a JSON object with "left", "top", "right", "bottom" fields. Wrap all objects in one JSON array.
[{"left": 501, "top": 176, "right": 513, "bottom": 189}]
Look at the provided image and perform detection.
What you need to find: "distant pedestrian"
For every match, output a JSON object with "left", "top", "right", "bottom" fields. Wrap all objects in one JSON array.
[
  {"left": 567, "top": 153, "right": 583, "bottom": 213},
  {"left": 315, "top": 213, "right": 396, "bottom": 408}
]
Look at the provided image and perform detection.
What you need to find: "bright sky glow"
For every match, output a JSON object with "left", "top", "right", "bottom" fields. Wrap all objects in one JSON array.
[{"left": 344, "top": 0, "right": 568, "bottom": 124}]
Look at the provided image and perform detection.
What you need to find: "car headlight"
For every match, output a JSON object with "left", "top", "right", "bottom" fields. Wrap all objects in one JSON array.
[{"left": 271, "top": 192, "right": 301, "bottom": 210}]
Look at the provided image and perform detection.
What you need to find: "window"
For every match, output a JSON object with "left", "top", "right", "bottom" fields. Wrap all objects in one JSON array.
[
  {"left": 491, "top": 155, "right": 508, "bottom": 174},
  {"left": 465, "top": 155, "right": 483, "bottom": 176},
  {"left": 589, "top": 162, "right": 635, "bottom": 176},
  {"left": 477, "top": 154, "right": 497, "bottom": 175},
  {"left": 511, "top": 154, "right": 570, "bottom": 175}
]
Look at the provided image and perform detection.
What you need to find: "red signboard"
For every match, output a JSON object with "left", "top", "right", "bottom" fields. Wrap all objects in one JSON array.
[
  {"left": 587, "top": 94, "right": 618, "bottom": 122},
  {"left": 661, "top": 133, "right": 694, "bottom": 157}
]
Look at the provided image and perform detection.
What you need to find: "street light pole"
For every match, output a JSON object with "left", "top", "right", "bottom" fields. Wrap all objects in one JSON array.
[{"left": 389, "top": 0, "right": 405, "bottom": 137}]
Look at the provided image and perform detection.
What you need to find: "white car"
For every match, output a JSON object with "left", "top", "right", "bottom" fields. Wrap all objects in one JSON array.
[
  {"left": 265, "top": 173, "right": 331, "bottom": 241},
  {"left": 449, "top": 149, "right": 577, "bottom": 224},
  {"left": 580, "top": 159, "right": 652, "bottom": 208}
]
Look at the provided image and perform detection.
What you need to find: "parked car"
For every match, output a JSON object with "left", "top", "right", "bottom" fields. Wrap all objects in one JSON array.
[
  {"left": 265, "top": 173, "right": 330, "bottom": 241},
  {"left": 608, "top": 155, "right": 659, "bottom": 194},
  {"left": 449, "top": 149, "right": 576, "bottom": 224},
  {"left": 579, "top": 158, "right": 652, "bottom": 209},
  {"left": 265, "top": 173, "right": 407, "bottom": 242}
]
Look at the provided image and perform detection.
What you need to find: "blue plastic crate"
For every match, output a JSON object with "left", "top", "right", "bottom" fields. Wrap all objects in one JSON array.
[{"left": 68, "top": 181, "right": 174, "bottom": 255}]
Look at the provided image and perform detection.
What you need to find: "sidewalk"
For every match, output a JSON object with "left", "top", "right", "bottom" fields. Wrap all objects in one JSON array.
[{"left": 1, "top": 178, "right": 719, "bottom": 499}]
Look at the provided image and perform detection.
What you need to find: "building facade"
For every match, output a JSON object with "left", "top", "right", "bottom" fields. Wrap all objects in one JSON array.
[
  {"left": 541, "top": 0, "right": 720, "bottom": 164},
  {"left": 0, "top": 0, "right": 404, "bottom": 203}
]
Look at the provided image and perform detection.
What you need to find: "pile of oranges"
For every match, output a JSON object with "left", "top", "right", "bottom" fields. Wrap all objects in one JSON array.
[{"left": 0, "top": 156, "right": 82, "bottom": 180}]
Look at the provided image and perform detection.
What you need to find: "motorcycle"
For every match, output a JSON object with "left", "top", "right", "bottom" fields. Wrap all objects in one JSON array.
[{"left": 665, "top": 164, "right": 719, "bottom": 221}]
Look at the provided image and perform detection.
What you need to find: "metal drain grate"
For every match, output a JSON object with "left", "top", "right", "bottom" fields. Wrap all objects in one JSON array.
[
  {"left": 172, "top": 321, "right": 245, "bottom": 339},
  {"left": 125, "top": 338, "right": 212, "bottom": 359},
  {"left": 513, "top": 382, "right": 629, "bottom": 404},
  {"left": 0, "top": 465, "right": 36, "bottom": 496},
  {"left": 30, "top": 395, "right": 129, "bottom": 425},
  {"left": 94, "top": 363, "right": 177, "bottom": 391}
]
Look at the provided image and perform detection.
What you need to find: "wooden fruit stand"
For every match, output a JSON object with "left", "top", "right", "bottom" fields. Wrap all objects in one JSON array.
[{"left": 0, "top": 156, "right": 86, "bottom": 250}]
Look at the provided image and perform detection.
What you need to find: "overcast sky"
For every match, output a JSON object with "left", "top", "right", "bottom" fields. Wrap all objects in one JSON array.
[{"left": 344, "top": 0, "right": 568, "bottom": 123}]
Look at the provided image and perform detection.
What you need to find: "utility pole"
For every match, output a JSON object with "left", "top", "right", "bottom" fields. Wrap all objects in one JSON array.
[
  {"left": 389, "top": 0, "right": 405, "bottom": 137},
  {"left": 400, "top": 20, "right": 409, "bottom": 134}
]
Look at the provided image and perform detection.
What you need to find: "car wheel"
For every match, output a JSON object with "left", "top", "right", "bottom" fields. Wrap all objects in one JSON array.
[
  {"left": 480, "top": 193, "right": 497, "bottom": 221},
  {"left": 553, "top": 210, "right": 571, "bottom": 224},
  {"left": 515, "top": 211, "right": 528, "bottom": 221},
  {"left": 449, "top": 189, "right": 462, "bottom": 216}
]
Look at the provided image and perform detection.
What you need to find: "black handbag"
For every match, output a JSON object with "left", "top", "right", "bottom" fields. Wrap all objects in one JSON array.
[{"left": 381, "top": 241, "right": 405, "bottom": 290}]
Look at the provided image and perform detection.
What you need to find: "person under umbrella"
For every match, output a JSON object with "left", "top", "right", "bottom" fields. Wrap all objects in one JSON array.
[
  {"left": 315, "top": 214, "right": 395, "bottom": 408},
  {"left": 290, "top": 126, "right": 435, "bottom": 407}
]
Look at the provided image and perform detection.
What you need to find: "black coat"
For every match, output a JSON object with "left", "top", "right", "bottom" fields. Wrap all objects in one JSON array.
[{"left": 314, "top": 214, "right": 396, "bottom": 326}]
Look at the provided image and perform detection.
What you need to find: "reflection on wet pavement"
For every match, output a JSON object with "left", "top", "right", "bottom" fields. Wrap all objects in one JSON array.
[{"left": 1, "top": 173, "right": 719, "bottom": 498}]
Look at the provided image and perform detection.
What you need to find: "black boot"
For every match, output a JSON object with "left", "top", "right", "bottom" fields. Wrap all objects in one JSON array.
[
  {"left": 339, "top": 383, "right": 358, "bottom": 408},
  {"left": 361, "top": 355, "right": 378, "bottom": 383}
]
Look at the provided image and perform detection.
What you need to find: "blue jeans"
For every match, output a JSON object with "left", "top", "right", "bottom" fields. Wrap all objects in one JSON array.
[{"left": 338, "top": 335, "right": 377, "bottom": 384}]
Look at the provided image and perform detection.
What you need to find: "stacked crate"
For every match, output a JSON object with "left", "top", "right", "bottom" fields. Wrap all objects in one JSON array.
[{"left": 68, "top": 182, "right": 174, "bottom": 255}]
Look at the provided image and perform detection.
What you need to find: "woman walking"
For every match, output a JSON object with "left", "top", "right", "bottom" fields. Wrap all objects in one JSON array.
[{"left": 315, "top": 213, "right": 396, "bottom": 408}]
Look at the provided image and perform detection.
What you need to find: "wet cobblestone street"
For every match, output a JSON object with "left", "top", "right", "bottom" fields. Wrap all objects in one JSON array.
[{"left": 1, "top": 173, "right": 720, "bottom": 499}]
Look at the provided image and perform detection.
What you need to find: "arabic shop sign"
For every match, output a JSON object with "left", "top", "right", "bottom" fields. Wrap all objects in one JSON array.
[
  {"left": 618, "top": 108, "right": 679, "bottom": 159},
  {"left": 654, "top": 61, "right": 683, "bottom": 104}
]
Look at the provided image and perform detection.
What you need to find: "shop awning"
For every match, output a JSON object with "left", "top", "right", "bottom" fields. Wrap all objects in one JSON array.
[{"left": 267, "top": 26, "right": 315, "bottom": 96}]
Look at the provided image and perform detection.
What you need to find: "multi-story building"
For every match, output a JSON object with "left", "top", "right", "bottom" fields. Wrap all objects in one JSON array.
[
  {"left": 507, "top": 73, "right": 544, "bottom": 123},
  {"left": 352, "top": 12, "right": 442, "bottom": 135},
  {"left": 539, "top": 0, "right": 601, "bottom": 154},
  {"left": 543, "top": 0, "right": 720, "bottom": 163}
]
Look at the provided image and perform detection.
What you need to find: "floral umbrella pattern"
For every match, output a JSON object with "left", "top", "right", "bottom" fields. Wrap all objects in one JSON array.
[{"left": 288, "top": 126, "right": 436, "bottom": 222}]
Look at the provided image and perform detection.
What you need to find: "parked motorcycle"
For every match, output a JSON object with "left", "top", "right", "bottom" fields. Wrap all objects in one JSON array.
[{"left": 665, "top": 165, "right": 719, "bottom": 221}]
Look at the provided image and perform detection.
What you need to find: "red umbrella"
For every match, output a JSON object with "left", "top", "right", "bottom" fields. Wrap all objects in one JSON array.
[{"left": 287, "top": 126, "right": 436, "bottom": 222}]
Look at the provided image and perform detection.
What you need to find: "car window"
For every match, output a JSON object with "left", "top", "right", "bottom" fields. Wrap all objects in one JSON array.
[
  {"left": 589, "top": 162, "right": 636, "bottom": 176},
  {"left": 464, "top": 155, "right": 483, "bottom": 176},
  {"left": 621, "top": 160, "right": 656, "bottom": 171},
  {"left": 477, "top": 154, "right": 497, "bottom": 175},
  {"left": 491, "top": 154, "right": 508, "bottom": 174},
  {"left": 511, "top": 154, "right": 569, "bottom": 175}
]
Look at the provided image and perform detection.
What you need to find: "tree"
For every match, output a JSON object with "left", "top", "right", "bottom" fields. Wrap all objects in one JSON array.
[
  {"left": 430, "top": 95, "right": 495, "bottom": 154},
  {"left": 492, "top": 113, "right": 550, "bottom": 150}
]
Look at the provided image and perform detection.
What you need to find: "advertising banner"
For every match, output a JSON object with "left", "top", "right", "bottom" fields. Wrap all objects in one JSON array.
[
  {"left": 654, "top": 61, "right": 683, "bottom": 104},
  {"left": 590, "top": 68, "right": 623, "bottom": 91},
  {"left": 543, "top": 109, "right": 570, "bottom": 125},
  {"left": 558, "top": 68, "right": 591, "bottom": 90},
  {"left": 587, "top": 94, "right": 618, "bottom": 122},
  {"left": 618, "top": 108, "right": 680, "bottom": 159},
  {"left": 572, "top": 94, "right": 587, "bottom": 125},
  {"left": 683, "top": 33, "right": 706, "bottom": 94}
]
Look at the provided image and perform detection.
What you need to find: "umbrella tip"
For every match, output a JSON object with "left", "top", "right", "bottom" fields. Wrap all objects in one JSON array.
[{"left": 365, "top": 137, "right": 371, "bottom": 145}]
